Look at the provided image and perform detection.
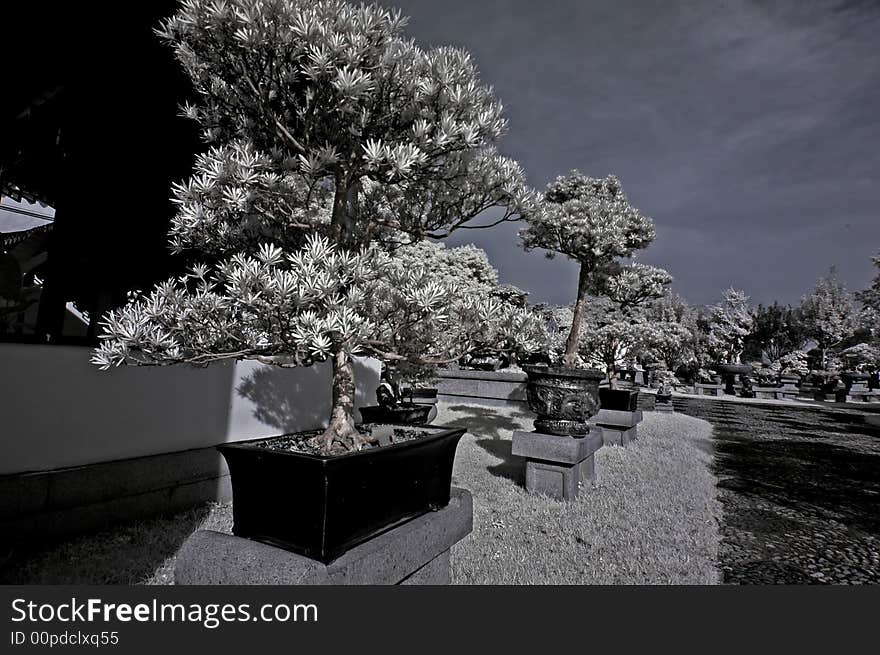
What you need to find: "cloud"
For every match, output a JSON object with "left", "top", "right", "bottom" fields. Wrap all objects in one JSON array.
[{"left": 390, "top": 0, "right": 880, "bottom": 305}]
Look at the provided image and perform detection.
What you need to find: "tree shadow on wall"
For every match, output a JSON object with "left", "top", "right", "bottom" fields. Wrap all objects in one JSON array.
[{"left": 235, "top": 359, "right": 377, "bottom": 433}]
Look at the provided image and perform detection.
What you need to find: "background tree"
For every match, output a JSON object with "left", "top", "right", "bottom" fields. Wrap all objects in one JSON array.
[
  {"left": 642, "top": 292, "right": 701, "bottom": 375},
  {"left": 520, "top": 171, "right": 655, "bottom": 368},
  {"left": 855, "top": 251, "right": 880, "bottom": 313},
  {"left": 705, "top": 288, "right": 754, "bottom": 364},
  {"left": 743, "top": 302, "right": 805, "bottom": 362},
  {"left": 799, "top": 268, "right": 857, "bottom": 369},
  {"left": 578, "top": 263, "right": 672, "bottom": 386},
  {"left": 93, "top": 0, "right": 537, "bottom": 452}
]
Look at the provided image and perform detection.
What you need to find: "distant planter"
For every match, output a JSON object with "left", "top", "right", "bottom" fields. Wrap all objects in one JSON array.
[
  {"left": 599, "top": 387, "right": 639, "bottom": 412},
  {"left": 358, "top": 403, "right": 433, "bottom": 425},
  {"left": 714, "top": 363, "right": 752, "bottom": 394},
  {"left": 218, "top": 426, "right": 466, "bottom": 564},
  {"left": 522, "top": 365, "right": 604, "bottom": 436}
]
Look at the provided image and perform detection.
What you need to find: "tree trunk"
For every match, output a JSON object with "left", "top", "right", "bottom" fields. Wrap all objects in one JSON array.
[
  {"left": 607, "top": 363, "right": 617, "bottom": 390},
  {"left": 330, "top": 174, "right": 360, "bottom": 248},
  {"left": 562, "top": 262, "right": 590, "bottom": 368},
  {"left": 315, "top": 341, "right": 367, "bottom": 453}
]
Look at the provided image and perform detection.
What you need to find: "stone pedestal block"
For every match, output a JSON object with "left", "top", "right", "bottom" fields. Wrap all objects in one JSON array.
[
  {"left": 594, "top": 409, "right": 643, "bottom": 446},
  {"left": 174, "top": 488, "right": 472, "bottom": 585},
  {"left": 695, "top": 383, "right": 724, "bottom": 396},
  {"left": 511, "top": 429, "right": 603, "bottom": 501}
]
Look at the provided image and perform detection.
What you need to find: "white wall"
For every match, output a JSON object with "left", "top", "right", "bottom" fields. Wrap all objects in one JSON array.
[{"left": 0, "top": 344, "right": 380, "bottom": 474}]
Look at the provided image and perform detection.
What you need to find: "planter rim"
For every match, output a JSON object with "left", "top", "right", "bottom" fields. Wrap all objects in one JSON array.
[
  {"left": 218, "top": 424, "right": 466, "bottom": 463},
  {"left": 522, "top": 364, "right": 605, "bottom": 380}
]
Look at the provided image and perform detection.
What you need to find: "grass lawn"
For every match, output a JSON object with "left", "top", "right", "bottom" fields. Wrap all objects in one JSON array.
[{"left": 1, "top": 403, "right": 720, "bottom": 585}]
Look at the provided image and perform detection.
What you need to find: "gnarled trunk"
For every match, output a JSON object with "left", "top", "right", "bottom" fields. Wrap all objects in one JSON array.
[
  {"left": 314, "top": 341, "right": 371, "bottom": 454},
  {"left": 562, "top": 262, "right": 590, "bottom": 368}
]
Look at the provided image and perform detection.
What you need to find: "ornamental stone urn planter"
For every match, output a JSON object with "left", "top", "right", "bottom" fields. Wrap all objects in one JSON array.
[{"left": 522, "top": 365, "right": 604, "bottom": 436}]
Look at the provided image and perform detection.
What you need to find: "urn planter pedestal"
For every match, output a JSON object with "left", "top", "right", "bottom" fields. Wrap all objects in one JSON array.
[
  {"left": 593, "top": 409, "right": 644, "bottom": 446},
  {"left": 654, "top": 393, "right": 674, "bottom": 412},
  {"left": 511, "top": 429, "right": 603, "bottom": 501}
]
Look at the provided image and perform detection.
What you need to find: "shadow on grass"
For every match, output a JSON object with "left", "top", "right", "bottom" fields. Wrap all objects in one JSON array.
[
  {"left": 435, "top": 404, "right": 533, "bottom": 483},
  {"left": 434, "top": 403, "right": 535, "bottom": 436},
  {"left": 473, "top": 438, "right": 525, "bottom": 484},
  {"left": 0, "top": 504, "right": 215, "bottom": 585}
]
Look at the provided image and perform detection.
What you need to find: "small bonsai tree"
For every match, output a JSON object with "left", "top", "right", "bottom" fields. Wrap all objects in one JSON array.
[
  {"left": 91, "top": 0, "right": 537, "bottom": 453},
  {"left": 520, "top": 172, "right": 655, "bottom": 368}
]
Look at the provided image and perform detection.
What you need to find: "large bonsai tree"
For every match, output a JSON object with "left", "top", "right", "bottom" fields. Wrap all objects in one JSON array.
[
  {"left": 520, "top": 172, "right": 655, "bottom": 368},
  {"left": 91, "top": 0, "right": 536, "bottom": 453}
]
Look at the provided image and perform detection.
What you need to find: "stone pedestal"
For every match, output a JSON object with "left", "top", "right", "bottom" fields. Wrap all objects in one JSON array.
[
  {"left": 174, "top": 488, "right": 473, "bottom": 585},
  {"left": 637, "top": 390, "right": 656, "bottom": 411},
  {"left": 654, "top": 394, "right": 674, "bottom": 412},
  {"left": 511, "top": 428, "right": 603, "bottom": 501},
  {"left": 695, "top": 383, "right": 724, "bottom": 396},
  {"left": 593, "top": 409, "right": 643, "bottom": 446}
]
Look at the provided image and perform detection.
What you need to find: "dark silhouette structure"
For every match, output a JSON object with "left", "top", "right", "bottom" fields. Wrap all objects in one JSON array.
[{"left": 0, "top": 3, "right": 201, "bottom": 342}]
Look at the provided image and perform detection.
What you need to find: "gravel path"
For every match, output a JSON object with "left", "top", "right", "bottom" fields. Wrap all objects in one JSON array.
[{"left": 674, "top": 397, "right": 880, "bottom": 584}]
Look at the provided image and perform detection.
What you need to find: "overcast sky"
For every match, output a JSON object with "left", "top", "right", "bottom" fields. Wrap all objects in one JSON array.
[{"left": 385, "top": 0, "right": 880, "bottom": 307}]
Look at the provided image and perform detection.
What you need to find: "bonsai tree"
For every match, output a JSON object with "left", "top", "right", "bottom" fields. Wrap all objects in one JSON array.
[
  {"left": 577, "top": 264, "right": 672, "bottom": 386},
  {"left": 642, "top": 292, "right": 701, "bottom": 377},
  {"left": 799, "top": 269, "right": 857, "bottom": 369},
  {"left": 91, "top": 0, "right": 537, "bottom": 453},
  {"left": 520, "top": 172, "right": 655, "bottom": 368},
  {"left": 705, "top": 288, "right": 754, "bottom": 365},
  {"left": 364, "top": 241, "right": 547, "bottom": 385}
]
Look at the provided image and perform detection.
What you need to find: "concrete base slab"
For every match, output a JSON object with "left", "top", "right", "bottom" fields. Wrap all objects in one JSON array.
[
  {"left": 174, "top": 488, "right": 473, "bottom": 585},
  {"left": 599, "top": 425, "right": 637, "bottom": 446},
  {"left": 655, "top": 403, "right": 674, "bottom": 413},
  {"left": 594, "top": 409, "right": 643, "bottom": 428},
  {"left": 511, "top": 429, "right": 603, "bottom": 501}
]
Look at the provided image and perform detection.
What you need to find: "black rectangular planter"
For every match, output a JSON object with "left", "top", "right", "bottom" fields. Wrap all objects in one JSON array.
[
  {"left": 217, "top": 425, "right": 466, "bottom": 564},
  {"left": 599, "top": 388, "right": 639, "bottom": 411}
]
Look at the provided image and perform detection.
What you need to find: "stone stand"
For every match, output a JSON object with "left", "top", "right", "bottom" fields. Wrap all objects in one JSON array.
[
  {"left": 839, "top": 382, "right": 880, "bottom": 403},
  {"left": 511, "top": 428, "right": 603, "bottom": 501},
  {"left": 174, "top": 488, "right": 473, "bottom": 585},
  {"left": 654, "top": 394, "right": 674, "bottom": 412},
  {"left": 593, "top": 409, "right": 644, "bottom": 446},
  {"left": 695, "top": 383, "right": 724, "bottom": 396}
]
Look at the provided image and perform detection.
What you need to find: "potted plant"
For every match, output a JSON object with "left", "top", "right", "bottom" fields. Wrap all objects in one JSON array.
[
  {"left": 91, "top": 0, "right": 537, "bottom": 564},
  {"left": 519, "top": 172, "right": 659, "bottom": 433}
]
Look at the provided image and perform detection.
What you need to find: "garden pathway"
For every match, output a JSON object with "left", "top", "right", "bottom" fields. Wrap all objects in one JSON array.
[{"left": 674, "top": 397, "right": 880, "bottom": 584}]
